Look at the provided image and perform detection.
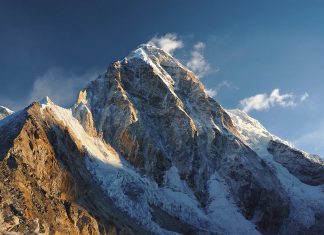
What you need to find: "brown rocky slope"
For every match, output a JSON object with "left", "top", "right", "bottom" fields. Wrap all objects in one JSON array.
[{"left": 0, "top": 102, "right": 142, "bottom": 234}]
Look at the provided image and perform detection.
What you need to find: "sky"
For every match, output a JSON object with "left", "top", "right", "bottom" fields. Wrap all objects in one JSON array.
[{"left": 1, "top": 0, "right": 324, "bottom": 156}]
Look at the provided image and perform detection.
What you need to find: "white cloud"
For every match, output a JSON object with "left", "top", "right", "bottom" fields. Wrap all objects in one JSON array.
[
  {"left": 148, "top": 33, "right": 183, "bottom": 55},
  {"left": 205, "top": 88, "right": 217, "bottom": 98},
  {"left": 186, "top": 42, "right": 211, "bottom": 78},
  {"left": 240, "top": 89, "right": 308, "bottom": 113},
  {"left": 28, "top": 68, "right": 99, "bottom": 107},
  {"left": 193, "top": 41, "right": 205, "bottom": 50},
  {"left": 204, "top": 80, "right": 232, "bottom": 98},
  {"left": 300, "top": 92, "right": 309, "bottom": 102},
  {"left": 148, "top": 35, "right": 213, "bottom": 78}
]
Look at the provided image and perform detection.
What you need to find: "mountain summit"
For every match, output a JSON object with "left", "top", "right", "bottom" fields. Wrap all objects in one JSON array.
[
  {"left": 0, "top": 45, "right": 323, "bottom": 235},
  {"left": 0, "top": 106, "right": 13, "bottom": 120}
]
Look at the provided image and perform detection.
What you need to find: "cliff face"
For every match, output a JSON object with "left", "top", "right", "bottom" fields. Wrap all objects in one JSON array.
[{"left": 0, "top": 44, "right": 324, "bottom": 235}]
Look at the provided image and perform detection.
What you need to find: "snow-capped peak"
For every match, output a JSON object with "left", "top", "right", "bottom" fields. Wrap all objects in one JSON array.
[
  {"left": 125, "top": 43, "right": 172, "bottom": 67},
  {"left": 39, "top": 96, "right": 53, "bottom": 106},
  {"left": 0, "top": 106, "right": 14, "bottom": 120},
  {"left": 127, "top": 43, "right": 166, "bottom": 59},
  {"left": 0, "top": 106, "right": 13, "bottom": 114},
  {"left": 125, "top": 43, "right": 188, "bottom": 72},
  {"left": 126, "top": 46, "right": 154, "bottom": 64}
]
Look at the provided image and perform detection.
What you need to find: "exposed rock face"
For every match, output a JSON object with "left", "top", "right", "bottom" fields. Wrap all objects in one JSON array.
[
  {"left": 267, "top": 140, "right": 324, "bottom": 186},
  {"left": 0, "top": 102, "right": 136, "bottom": 234},
  {"left": 75, "top": 45, "right": 292, "bottom": 234},
  {"left": 72, "top": 91, "right": 97, "bottom": 136},
  {"left": 0, "top": 44, "right": 323, "bottom": 234},
  {"left": 0, "top": 106, "right": 13, "bottom": 120}
]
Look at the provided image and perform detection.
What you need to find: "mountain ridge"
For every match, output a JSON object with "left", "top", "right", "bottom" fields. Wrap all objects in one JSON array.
[{"left": 0, "top": 44, "right": 323, "bottom": 234}]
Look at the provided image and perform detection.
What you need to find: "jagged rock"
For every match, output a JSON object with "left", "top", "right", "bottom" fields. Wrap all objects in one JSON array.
[{"left": 72, "top": 90, "right": 97, "bottom": 136}]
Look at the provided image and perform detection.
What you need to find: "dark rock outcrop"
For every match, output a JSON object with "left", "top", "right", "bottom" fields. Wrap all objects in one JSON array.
[{"left": 268, "top": 140, "right": 324, "bottom": 186}]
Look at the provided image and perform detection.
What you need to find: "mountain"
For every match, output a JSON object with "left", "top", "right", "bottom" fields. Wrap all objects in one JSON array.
[
  {"left": 0, "top": 106, "right": 13, "bottom": 120},
  {"left": 0, "top": 44, "right": 323, "bottom": 235}
]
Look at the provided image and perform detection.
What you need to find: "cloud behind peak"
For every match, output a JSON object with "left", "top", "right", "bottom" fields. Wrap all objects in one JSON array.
[
  {"left": 148, "top": 33, "right": 183, "bottom": 55},
  {"left": 240, "top": 88, "right": 308, "bottom": 113}
]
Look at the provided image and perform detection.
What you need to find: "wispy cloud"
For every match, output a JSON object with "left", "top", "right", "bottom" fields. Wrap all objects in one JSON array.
[
  {"left": 204, "top": 80, "right": 232, "bottom": 98},
  {"left": 186, "top": 42, "right": 211, "bottom": 78},
  {"left": 240, "top": 89, "right": 308, "bottom": 113},
  {"left": 205, "top": 88, "right": 217, "bottom": 98},
  {"left": 294, "top": 121, "right": 324, "bottom": 157},
  {"left": 28, "top": 68, "right": 99, "bottom": 107},
  {"left": 300, "top": 92, "right": 309, "bottom": 102},
  {"left": 148, "top": 33, "right": 183, "bottom": 55}
]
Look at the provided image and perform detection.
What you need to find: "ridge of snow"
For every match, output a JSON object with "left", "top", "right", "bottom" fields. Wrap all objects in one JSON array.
[
  {"left": 0, "top": 105, "right": 15, "bottom": 122},
  {"left": 227, "top": 109, "right": 293, "bottom": 152},
  {"left": 43, "top": 100, "right": 122, "bottom": 168},
  {"left": 0, "top": 106, "right": 13, "bottom": 114},
  {"left": 125, "top": 46, "right": 176, "bottom": 89},
  {"left": 228, "top": 109, "right": 321, "bottom": 163}
]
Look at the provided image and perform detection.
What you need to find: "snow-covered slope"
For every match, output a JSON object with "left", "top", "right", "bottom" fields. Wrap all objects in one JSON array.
[
  {"left": 227, "top": 109, "right": 324, "bottom": 234},
  {"left": 0, "top": 106, "right": 13, "bottom": 120},
  {"left": 226, "top": 109, "right": 290, "bottom": 154}
]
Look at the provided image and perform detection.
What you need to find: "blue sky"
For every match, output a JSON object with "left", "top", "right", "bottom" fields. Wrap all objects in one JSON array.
[{"left": 1, "top": 0, "right": 324, "bottom": 156}]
